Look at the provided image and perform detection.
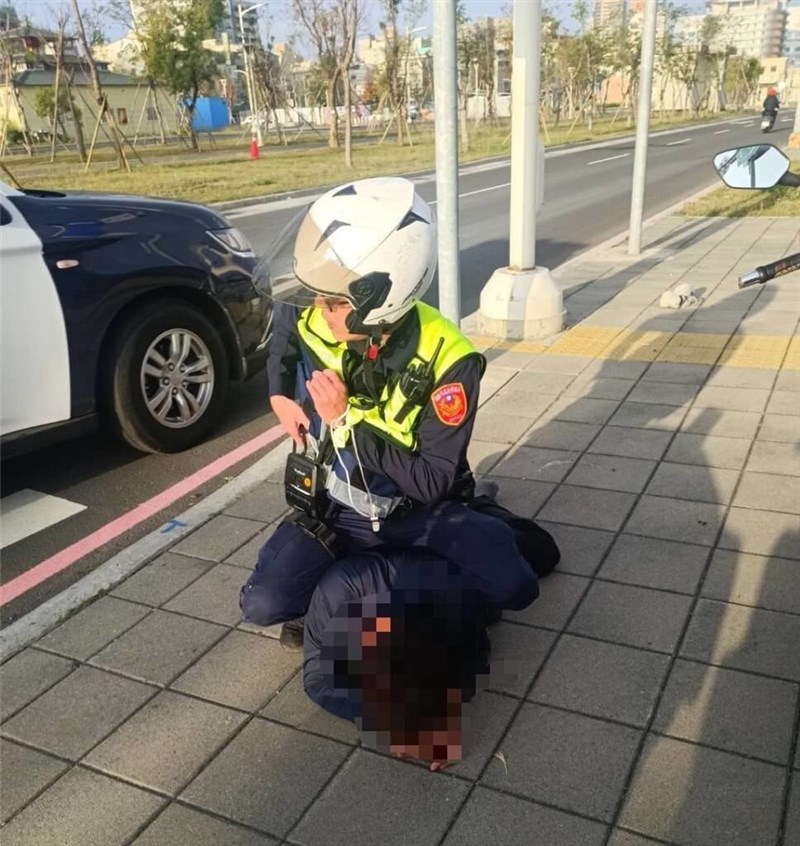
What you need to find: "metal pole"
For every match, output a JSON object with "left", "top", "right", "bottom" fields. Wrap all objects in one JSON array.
[
  {"left": 627, "top": 0, "right": 658, "bottom": 256},
  {"left": 239, "top": 4, "right": 264, "bottom": 147},
  {"left": 432, "top": 0, "right": 460, "bottom": 324},
  {"left": 509, "top": 0, "right": 541, "bottom": 271}
]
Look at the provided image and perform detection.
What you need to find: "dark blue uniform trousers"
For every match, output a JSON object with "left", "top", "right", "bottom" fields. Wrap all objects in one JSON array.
[{"left": 240, "top": 499, "right": 539, "bottom": 628}]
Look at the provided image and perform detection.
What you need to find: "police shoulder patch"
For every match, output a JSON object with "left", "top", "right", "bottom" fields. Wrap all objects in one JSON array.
[{"left": 431, "top": 382, "right": 468, "bottom": 426}]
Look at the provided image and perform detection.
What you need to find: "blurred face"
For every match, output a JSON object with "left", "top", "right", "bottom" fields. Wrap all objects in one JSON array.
[{"left": 315, "top": 297, "right": 368, "bottom": 342}]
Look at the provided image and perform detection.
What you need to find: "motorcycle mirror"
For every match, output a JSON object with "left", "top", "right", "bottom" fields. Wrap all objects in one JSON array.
[{"left": 712, "top": 144, "right": 790, "bottom": 190}]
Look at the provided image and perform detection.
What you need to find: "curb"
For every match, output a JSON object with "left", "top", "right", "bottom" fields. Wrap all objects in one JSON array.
[{"left": 0, "top": 440, "right": 292, "bottom": 661}]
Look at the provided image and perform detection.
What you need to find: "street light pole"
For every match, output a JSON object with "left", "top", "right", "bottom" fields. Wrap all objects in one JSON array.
[
  {"left": 627, "top": 0, "right": 658, "bottom": 256},
  {"left": 432, "top": 0, "right": 460, "bottom": 324},
  {"left": 238, "top": 2, "right": 265, "bottom": 147}
]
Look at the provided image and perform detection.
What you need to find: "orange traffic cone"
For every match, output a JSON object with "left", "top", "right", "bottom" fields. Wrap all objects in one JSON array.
[{"left": 249, "top": 138, "right": 259, "bottom": 160}]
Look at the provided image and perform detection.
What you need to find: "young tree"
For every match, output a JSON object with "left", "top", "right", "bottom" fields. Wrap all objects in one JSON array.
[{"left": 135, "top": 0, "right": 225, "bottom": 152}]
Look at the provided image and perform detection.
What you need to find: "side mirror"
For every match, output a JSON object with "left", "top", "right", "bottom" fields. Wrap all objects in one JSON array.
[{"left": 713, "top": 144, "right": 790, "bottom": 189}]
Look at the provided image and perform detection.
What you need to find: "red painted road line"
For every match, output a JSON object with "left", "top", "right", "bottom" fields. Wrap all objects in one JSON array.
[{"left": 0, "top": 424, "right": 287, "bottom": 607}]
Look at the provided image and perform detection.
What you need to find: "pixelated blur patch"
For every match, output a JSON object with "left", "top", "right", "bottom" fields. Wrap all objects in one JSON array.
[{"left": 432, "top": 382, "right": 468, "bottom": 426}]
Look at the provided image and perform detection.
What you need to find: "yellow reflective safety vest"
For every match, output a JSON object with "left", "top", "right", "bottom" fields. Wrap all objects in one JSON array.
[{"left": 296, "top": 302, "right": 484, "bottom": 453}]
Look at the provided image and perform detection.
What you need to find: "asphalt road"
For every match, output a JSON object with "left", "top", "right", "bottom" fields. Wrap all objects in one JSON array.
[{"left": 1, "top": 112, "right": 795, "bottom": 625}]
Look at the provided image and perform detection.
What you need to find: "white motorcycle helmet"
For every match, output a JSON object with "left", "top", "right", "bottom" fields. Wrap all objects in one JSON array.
[{"left": 260, "top": 176, "right": 437, "bottom": 335}]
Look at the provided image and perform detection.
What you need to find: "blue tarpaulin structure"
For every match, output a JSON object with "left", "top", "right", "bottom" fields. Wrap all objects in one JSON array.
[{"left": 189, "top": 97, "right": 230, "bottom": 131}]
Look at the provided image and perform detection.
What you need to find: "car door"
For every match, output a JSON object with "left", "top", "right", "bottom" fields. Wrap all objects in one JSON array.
[{"left": 0, "top": 186, "right": 71, "bottom": 436}]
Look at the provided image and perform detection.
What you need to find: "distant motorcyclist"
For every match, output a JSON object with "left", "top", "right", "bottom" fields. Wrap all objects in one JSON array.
[{"left": 762, "top": 88, "right": 780, "bottom": 114}]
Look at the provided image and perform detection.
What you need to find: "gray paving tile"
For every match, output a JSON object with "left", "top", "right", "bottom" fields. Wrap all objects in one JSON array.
[
  {"left": 446, "top": 691, "right": 517, "bottom": 781},
  {"left": 537, "top": 486, "right": 636, "bottom": 531},
  {"left": 519, "top": 420, "right": 602, "bottom": 452},
  {"left": 467, "top": 439, "right": 507, "bottom": 475},
  {"left": 745, "top": 441, "right": 800, "bottom": 476},
  {"left": 682, "top": 599, "right": 800, "bottom": 681},
  {"left": 775, "top": 370, "right": 800, "bottom": 392},
  {"left": 664, "top": 434, "right": 751, "bottom": 470},
  {"left": 624, "top": 495, "right": 726, "bottom": 546},
  {"left": 599, "top": 534, "right": 709, "bottom": 594},
  {"left": 535, "top": 522, "right": 616, "bottom": 577},
  {"left": 487, "top": 622, "right": 557, "bottom": 697},
  {"left": 680, "top": 408, "right": 761, "bottom": 438},
  {"left": 472, "top": 412, "right": 539, "bottom": 444},
  {"left": 645, "top": 462, "right": 739, "bottom": 504},
  {"left": 90, "top": 610, "right": 227, "bottom": 686},
  {"left": 626, "top": 382, "right": 699, "bottom": 406},
  {"left": 172, "top": 515, "right": 267, "bottom": 562},
  {"left": 785, "top": 779, "right": 800, "bottom": 846},
  {"left": 0, "top": 739, "right": 69, "bottom": 823},
  {"left": 112, "top": 553, "right": 215, "bottom": 605},
  {"left": 1, "top": 666, "right": 156, "bottom": 760},
  {"left": 505, "top": 573, "right": 590, "bottom": 631},
  {"left": 224, "top": 525, "right": 275, "bottom": 570},
  {"left": 483, "top": 703, "right": 640, "bottom": 822},
  {"left": 260, "top": 672, "right": 358, "bottom": 744},
  {"left": 291, "top": 749, "right": 468, "bottom": 846},
  {"left": 525, "top": 354, "right": 594, "bottom": 375},
  {"left": 619, "top": 735, "right": 784, "bottom": 846},
  {"left": 0, "top": 649, "right": 75, "bottom": 722},
  {"left": 131, "top": 804, "right": 278, "bottom": 846},
  {"left": 503, "top": 371, "right": 576, "bottom": 396},
  {"left": 609, "top": 401, "right": 687, "bottom": 431},
  {"left": 718, "top": 507, "right": 800, "bottom": 559},
  {"left": 540, "top": 397, "right": 622, "bottom": 425},
  {"left": 36, "top": 596, "right": 150, "bottom": 661},
  {"left": 86, "top": 691, "right": 246, "bottom": 795},
  {"left": 565, "top": 453, "right": 656, "bottom": 494},
  {"left": 482, "top": 476, "right": 556, "bottom": 518},
  {"left": 442, "top": 785, "right": 608, "bottom": 846},
  {"left": 641, "top": 363, "right": 713, "bottom": 384},
  {"left": 734, "top": 471, "right": 800, "bottom": 514},
  {"left": 587, "top": 426, "right": 673, "bottom": 460},
  {"left": 224, "top": 482, "right": 290, "bottom": 523},
  {"left": 581, "top": 360, "right": 650, "bottom": 380},
  {"left": 693, "top": 386, "right": 770, "bottom": 413},
  {"left": 569, "top": 581, "right": 692, "bottom": 654},
  {"left": 172, "top": 630, "right": 300, "bottom": 712},
  {"left": 702, "top": 549, "right": 800, "bottom": 615},
  {"left": 530, "top": 635, "right": 670, "bottom": 727},
  {"left": 164, "top": 563, "right": 247, "bottom": 626},
  {"left": 705, "top": 367, "right": 776, "bottom": 389},
  {"left": 491, "top": 446, "right": 579, "bottom": 483},
  {"left": 1, "top": 766, "right": 165, "bottom": 846},
  {"left": 606, "top": 831, "right": 667, "bottom": 846},
  {"left": 757, "top": 413, "right": 800, "bottom": 443},
  {"left": 563, "top": 376, "right": 635, "bottom": 401},
  {"left": 481, "top": 391, "right": 556, "bottom": 420},
  {"left": 653, "top": 659, "right": 797, "bottom": 764},
  {"left": 766, "top": 390, "right": 800, "bottom": 416},
  {"left": 181, "top": 719, "right": 349, "bottom": 838}
]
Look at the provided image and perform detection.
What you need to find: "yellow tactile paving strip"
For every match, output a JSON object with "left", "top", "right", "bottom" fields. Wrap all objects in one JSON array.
[{"left": 474, "top": 326, "right": 800, "bottom": 371}]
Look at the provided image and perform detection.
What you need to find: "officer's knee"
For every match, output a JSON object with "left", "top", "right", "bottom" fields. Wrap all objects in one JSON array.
[
  {"left": 496, "top": 567, "right": 539, "bottom": 611},
  {"left": 239, "top": 580, "right": 293, "bottom": 627}
]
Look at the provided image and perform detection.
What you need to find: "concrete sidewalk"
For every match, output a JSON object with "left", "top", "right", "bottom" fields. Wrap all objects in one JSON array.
[{"left": 2, "top": 214, "right": 799, "bottom": 846}]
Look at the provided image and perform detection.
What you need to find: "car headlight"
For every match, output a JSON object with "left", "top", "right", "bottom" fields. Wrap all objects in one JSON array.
[{"left": 207, "top": 227, "right": 254, "bottom": 255}]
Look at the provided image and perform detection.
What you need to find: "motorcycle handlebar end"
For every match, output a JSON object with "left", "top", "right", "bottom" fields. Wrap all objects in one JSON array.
[{"left": 738, "top": 270, "right": 763, "bottom": 289}]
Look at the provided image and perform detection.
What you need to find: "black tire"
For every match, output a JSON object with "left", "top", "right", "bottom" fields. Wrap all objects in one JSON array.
[{"left": 105, "top": 299, "right": 230, "bottom": 453}]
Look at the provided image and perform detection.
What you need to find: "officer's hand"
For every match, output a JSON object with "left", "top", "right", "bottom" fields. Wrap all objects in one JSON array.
[
  {"left": 306, "top": 369, "right": 349, "bottom": 425},
  {"left": 270, "top": 395, "right": 310, "bottom": 447}
]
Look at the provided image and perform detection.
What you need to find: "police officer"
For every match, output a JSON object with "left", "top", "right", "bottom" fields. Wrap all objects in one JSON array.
[{"left": 240, "top": 177, "right": 546, "bottom": 649}]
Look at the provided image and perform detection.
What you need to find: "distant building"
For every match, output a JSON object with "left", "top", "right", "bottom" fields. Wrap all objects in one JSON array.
[
  {"left": 708, "top": 0, "right": 787, "bottom": 57},
  {"left": 593, "top": 0, "right": 626, "bottom": 28},
  {"left": 785, "top": 0, "right": 800, "bottom": 66}
]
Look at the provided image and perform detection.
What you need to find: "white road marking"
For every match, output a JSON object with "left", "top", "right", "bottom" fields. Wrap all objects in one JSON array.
[
  {"left": 587, "top": 153, "right": 629, "bottom": 166},
  {"left": 667, "top": 138, "right": 691, "bottom": 146},
  {"left": 714, "top": 129, "right": 730, "bottom": 134},
  {"left": 1, "top": 490, "right": 86, "bottom": 549},
  {"left": 782, "top": 118, "right": 792, "bottom": 122},
  {"left": 428, "top": 181, "right": 512, "bottom": 206}
]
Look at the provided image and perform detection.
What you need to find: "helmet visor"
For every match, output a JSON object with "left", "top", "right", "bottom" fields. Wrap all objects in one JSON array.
[{"left": 256, "top": 204, "right": 359, "bottom": 309}]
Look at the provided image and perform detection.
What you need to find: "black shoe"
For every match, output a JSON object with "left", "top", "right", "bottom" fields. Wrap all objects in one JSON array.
[
  {"left": 482, "top": 606, "right": 503, "bottom": 626},
  {"left": 280, "top": 617, "right": 305, "bottom": 651}
]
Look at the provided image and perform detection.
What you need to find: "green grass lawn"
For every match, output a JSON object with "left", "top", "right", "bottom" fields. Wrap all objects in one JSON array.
[
  {"left": 681, "top": 162, "right": 800, "bottom": 217},
  {"left": 0, "top": 112, "right": 743, "bottom": 206}
]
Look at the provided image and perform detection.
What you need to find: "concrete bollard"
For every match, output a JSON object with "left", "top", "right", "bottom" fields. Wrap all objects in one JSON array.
[{"left": 478, "top": 266, "right": 564, "bottom": 341}]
